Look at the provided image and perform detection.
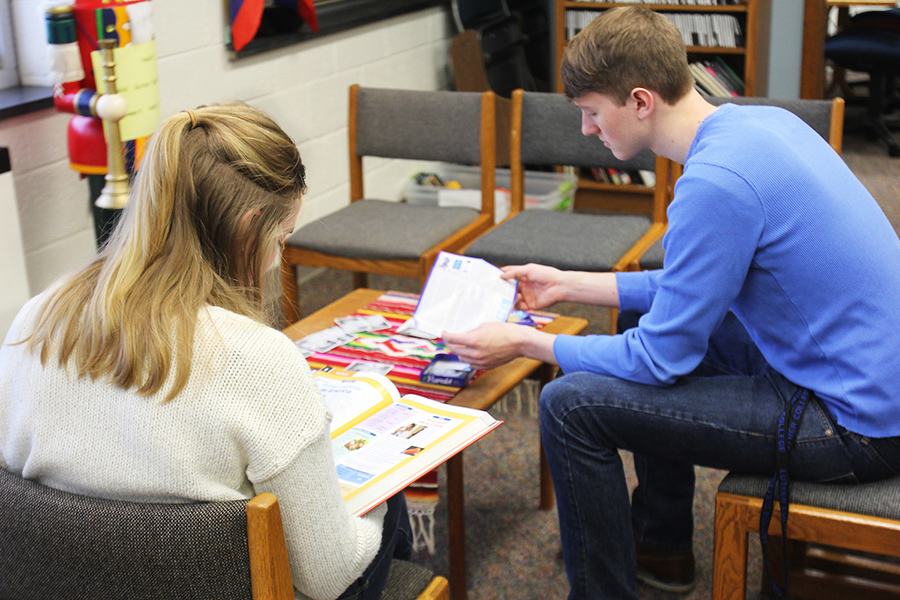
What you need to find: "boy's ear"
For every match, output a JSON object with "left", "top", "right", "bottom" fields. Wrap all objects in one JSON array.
[{"left": 630, "top": 87, "right": 655, "bottom": 119}]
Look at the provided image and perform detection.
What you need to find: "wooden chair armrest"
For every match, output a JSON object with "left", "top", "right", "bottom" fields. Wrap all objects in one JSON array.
[
  {"left": 613, "top": 222, "right": 667, "bottom": 272},
  {"left": 246, "top": 493, "right": 294, "bottom": 600}
]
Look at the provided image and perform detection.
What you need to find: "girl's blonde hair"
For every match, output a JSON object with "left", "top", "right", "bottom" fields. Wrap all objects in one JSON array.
[{"left": 25, "top": 102, "right": 306, "bottom": 401}]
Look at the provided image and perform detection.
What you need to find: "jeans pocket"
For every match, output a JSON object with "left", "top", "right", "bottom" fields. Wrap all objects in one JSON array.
[
  {"left": 837, "top": 430, "right": 900, "bottom": 482},
  {"left": 861, "top": 435, "right": 900, "bottom": 477},
  {"left": 804, "top": 395, "right": 839, "bottom": 441}
]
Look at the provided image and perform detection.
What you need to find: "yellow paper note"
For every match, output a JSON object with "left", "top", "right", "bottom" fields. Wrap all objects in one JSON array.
[{"left": 92, "top": 40, "right": 160, "bottom": 142}]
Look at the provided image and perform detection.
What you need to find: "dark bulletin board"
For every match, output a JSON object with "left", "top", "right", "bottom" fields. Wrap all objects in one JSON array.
[{"left": 231, "top": 0, "right": 447, "bottom": 59}]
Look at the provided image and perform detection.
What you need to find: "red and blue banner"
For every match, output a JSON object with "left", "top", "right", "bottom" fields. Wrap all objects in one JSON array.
[{"left": 230, "top": 0, "right": 318, "bottom": 52}]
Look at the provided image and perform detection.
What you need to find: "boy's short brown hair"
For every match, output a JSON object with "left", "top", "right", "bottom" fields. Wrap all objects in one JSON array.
[{"left": 561, "top": 7, "right": 694, "bottom": 106}]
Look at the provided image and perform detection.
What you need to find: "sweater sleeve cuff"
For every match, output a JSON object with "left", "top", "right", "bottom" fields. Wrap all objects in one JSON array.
[
  {"left": 615, "top": 270, "right": 659, "bottom": 314},
  {"left": 554, "top": 334, "right": 584, "bottom": 373}
]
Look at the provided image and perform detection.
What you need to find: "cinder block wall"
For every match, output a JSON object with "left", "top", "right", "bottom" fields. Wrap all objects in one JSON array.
[{"left": 0, "top": 0, "right": 454, "bottom": 295}]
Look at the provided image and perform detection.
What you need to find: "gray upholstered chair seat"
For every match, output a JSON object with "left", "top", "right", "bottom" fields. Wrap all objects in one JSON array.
[
  {"left": 641, "top": 237, "right": 665, "bottom": 270},
  {"left": 289, "top": 199, "right": 480, "bottom": 260},
  {"left": 719, "top": 472, "right": 900, "bottom": 521},
  {"left": 383, "top": 560, "right": 437, "bottom": 600},
  {"left": 467, "top": 210, "right": 652, "bottom": 271}
]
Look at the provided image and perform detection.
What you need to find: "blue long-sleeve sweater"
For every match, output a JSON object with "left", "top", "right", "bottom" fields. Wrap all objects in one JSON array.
[{"left": 553, "top": 103, "right": 900, "bottom": 438}]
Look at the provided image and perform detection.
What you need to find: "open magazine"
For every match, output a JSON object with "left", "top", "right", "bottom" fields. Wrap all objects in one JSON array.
[{"left": 315, "top": 368, "right": 502, "bottom": 516}]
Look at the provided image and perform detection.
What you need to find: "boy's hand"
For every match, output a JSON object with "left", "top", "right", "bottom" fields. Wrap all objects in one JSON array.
[
  {"left": 502, "top": 264, "right": 566, "bottom": 310},
  {"left": 442, "top": 322, "right": 524, "bottom": 371}
]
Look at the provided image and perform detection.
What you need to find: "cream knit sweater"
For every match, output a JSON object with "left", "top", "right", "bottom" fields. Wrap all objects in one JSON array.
[{"left": 0, "top": 294, "right": 385, "bottom": 600}]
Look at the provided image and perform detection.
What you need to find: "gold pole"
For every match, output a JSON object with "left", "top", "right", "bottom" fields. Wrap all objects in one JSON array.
[{"left": 95, "top": 38, "right": 130, "bottom": 210}]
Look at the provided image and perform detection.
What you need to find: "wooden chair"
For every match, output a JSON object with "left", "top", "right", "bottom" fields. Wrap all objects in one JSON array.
[
  {"left": 619, "top": 96, "right": 845, "bottom": 273},
  {"left": 0, "top": 467, "right": 448, "bottom": 600},
  {"left": 672, "top": 96, "right": 900, "bottom": 600},
  {"left": 281, "top": 85, "right": 498, "bottom": 324},
  {"left": 713, "top": 472, "right": 900, "bottom": 600},
  {"left": 463, "top": 89, "right": 673, "bottom": 332}
]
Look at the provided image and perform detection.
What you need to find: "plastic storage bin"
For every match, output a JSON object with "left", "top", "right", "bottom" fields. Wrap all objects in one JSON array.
[{"left": 405, "top": 164, "right": 576, "bottom": 222}]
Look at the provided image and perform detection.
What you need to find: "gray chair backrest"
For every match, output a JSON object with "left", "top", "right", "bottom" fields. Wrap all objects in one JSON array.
[
  {"left": 0, "top": 467, "right": 253, "bottom": 600},
  {"left": 355, "top": 87, "right": 485, "bottom": 165},
  {"left": 519, "top": 91, "right": 657, "bottom": 171},
  {"left": 707, "top": 96, "right": 835, "bottom": 145}
]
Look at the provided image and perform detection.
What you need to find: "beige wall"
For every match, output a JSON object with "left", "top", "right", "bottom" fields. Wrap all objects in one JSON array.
[{"left": 0, "top": 0, "right": 454, "bottom": 296}]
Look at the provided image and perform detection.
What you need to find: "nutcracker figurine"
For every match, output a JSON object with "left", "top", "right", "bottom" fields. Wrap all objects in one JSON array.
[{"left": 46, "top": 0, "right": 158, "bottom": 248}]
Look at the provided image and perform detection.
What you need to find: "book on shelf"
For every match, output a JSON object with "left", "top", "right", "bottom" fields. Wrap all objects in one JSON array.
[
  {"left": 566, "top": 9, "right": 744, "bottom": 48},
  {"left": 690, "top": 62, "right": 731, "bottom": 97},
  {"left": 639, "top": 169, "right": 656, "bottom": 187},
  {"left": 708, "top": 56, "right": 745, "bottom": 95},
  {"left": 661, "top": 12, "right": 743, "bottom": 48},
  {"left": 565, "top": 9, "right": 602, "bottom": 40},
  {"left": 586, "top": 167, "right": 656, "bottom": 187},
  {"left": 315, "top": 368, "right": 502, "bottom": 517},
  {"left": 690, "top": 58, "right": 744, "bottom": 98}
]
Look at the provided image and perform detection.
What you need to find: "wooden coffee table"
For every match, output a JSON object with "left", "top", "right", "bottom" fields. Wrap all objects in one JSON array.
[{"left": 283, "top": 288, "right": 588, "bottom": 600}]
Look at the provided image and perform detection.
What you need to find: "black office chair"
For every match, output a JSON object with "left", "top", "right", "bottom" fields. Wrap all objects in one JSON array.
[
  {"left": 449, "top": 0, "right": 536, "bottom": 98},
  {"left": 507, "top": 0, "right": 550, "bottom": 89},
  {"left": 825, "top": 8, "right": 900, "bottom": 157}
]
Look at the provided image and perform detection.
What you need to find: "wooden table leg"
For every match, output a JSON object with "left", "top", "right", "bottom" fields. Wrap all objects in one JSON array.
[
  {"left": 538, "top": 364, "right": 557, "bottom": 511},
  {"left": 447, "top": 452, "right": 467, "bottom": 600},
  {"left": 540, "top": 438, "right": 555, "bottom": 511}
]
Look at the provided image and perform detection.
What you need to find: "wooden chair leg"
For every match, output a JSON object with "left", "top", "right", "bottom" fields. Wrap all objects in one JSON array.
[
  {"left": 538, "top": 363, "right": 557, "bottom": 511},
  {"left": 281, "top": 261, "right": 301, "bottom": 326},
  {"left": 352, "top": 272, "right": 369, "bottom": 289},
  {"left": 713, "top": 493, "right": 752, "bottom": 600}
]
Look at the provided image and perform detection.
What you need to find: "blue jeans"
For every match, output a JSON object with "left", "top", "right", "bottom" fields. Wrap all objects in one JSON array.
[
  {"left": 540, "top": 312, "right": 900, "bottom": 600},
  {"left": 337, "top": 493, "right": 413, "bottom": 600}
]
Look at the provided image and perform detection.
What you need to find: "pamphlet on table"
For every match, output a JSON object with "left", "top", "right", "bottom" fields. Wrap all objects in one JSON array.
[{"left": 314, "top": 368, "right": 502, "bottom": 516}]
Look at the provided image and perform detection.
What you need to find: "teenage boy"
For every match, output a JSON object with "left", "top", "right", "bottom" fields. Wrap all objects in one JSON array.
[{"left": 443, "top": 7, "right": 900, "bottom": 599}]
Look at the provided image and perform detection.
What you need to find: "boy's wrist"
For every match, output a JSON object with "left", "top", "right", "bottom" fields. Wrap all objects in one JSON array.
[
  {"left": 517, "top": 326, "right": 557, "bottom": 364},
  {"left": 556, "top": 271, "right": 574, "bottom": 304}
]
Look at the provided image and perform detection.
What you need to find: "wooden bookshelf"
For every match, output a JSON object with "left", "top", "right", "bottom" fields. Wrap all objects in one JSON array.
[{"left": 554, "top": 0, "right": 771, "bottom": 212}]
